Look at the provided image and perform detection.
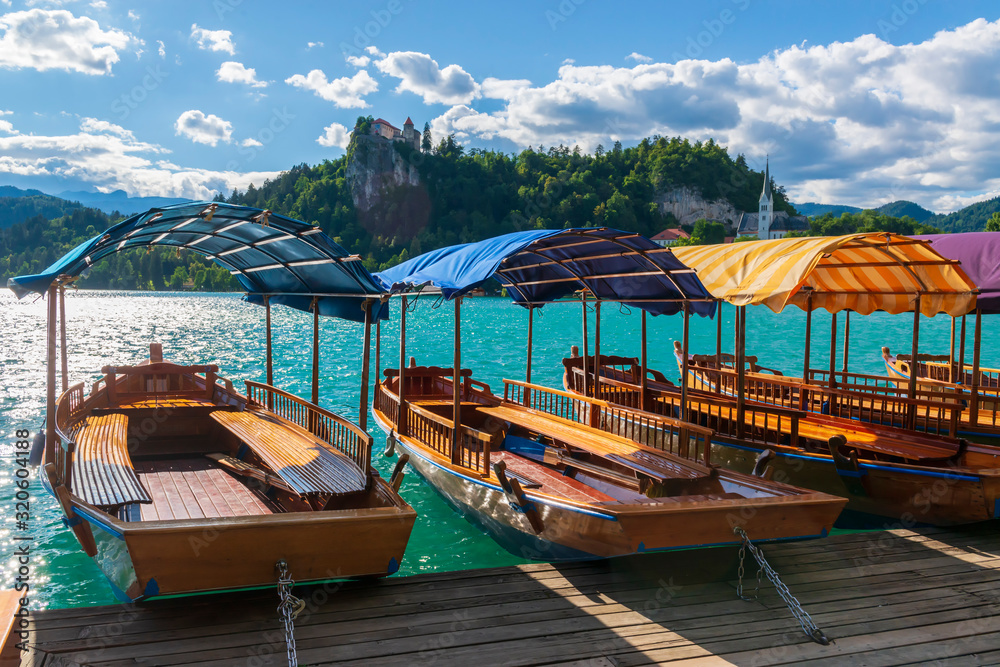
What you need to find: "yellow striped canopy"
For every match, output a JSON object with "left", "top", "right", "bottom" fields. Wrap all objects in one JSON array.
[{"left": 671, "top": 233, "right": 978, "bottom": 316}]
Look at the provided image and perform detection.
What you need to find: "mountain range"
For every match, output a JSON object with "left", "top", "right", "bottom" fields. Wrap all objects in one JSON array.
[{"left": 793, "top": 198, "right": 1000, "bottom": 232}]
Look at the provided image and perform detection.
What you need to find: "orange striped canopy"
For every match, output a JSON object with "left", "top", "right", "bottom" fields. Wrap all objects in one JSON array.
[{"left": 671, "top": 233, "right": 978, "bottom": 316}]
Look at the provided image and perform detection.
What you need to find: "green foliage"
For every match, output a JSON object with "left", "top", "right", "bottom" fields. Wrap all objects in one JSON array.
[
  {"left": 421, "top": 122, "right": 432, "bottom": 152},
  {"left": 673, "top": 219, "right": 727, "bottom": 246},
  {"left": 788, "top": 209, "right": 940, "bottom": 238},
  {"left": 987, "top": 212, "right": 1000, "bottom": 232}
]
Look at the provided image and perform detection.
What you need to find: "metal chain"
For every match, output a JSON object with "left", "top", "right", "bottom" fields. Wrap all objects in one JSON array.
[
  {"left": 276, "top": 559, "right": 306, "bottom": 666},
  {"left": 734, "top": 527, "right": 831, "bottom": 645}
]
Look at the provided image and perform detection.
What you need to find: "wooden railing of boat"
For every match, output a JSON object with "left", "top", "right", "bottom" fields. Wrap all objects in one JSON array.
[
  {"left": 374, "top": 380, "right": 499, "bottom": 476},
  {"left": 504, "top": 378, "right": 715, "bottom": 467},
  {"left": 566, "top": 365, "right": 803, "bottom": 452},
  {"left": 809, "top": 367, "right": 1000, "bottom": 432},
  {"left": 694, "top": 365, "right": 963, "bottom": 437},
  {"left": 245, "top": 381, "right": 372, "bottom": 475}
]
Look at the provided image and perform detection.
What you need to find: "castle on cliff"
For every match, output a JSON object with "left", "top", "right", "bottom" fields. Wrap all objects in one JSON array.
[{"left": 370, "top": 117, "right": 421, "bottom": 150}]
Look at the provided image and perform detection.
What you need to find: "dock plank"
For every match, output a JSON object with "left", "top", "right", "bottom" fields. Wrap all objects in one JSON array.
[{"left": 20, "top": 525, "right": 1000, "bottom": 666}]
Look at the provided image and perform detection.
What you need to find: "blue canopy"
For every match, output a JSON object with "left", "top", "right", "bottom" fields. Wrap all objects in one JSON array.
[
  {"left": 376, "top": 228, "right": 716, "bottom": 317},
  {"left": 8, "top": 202, "right": 388, "bottom": 323}
]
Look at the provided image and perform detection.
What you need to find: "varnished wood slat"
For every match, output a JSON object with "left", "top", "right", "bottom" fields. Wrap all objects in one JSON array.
[{"left": 70, "top": 413, "right": 151, "bottom": 507}]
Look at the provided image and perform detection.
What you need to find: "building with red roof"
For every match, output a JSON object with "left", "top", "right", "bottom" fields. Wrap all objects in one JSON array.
[{"left": 650, "top": 228, "right": 691, "bottom": 247}]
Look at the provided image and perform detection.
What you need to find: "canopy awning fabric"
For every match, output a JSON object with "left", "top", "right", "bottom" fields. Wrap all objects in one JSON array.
[
  {"left": 7, "top": 202, "right": 387, "bottom": 323},
  {"left": 375, "top": 227, "right": 716, "bottom": 317},
  {"left": 671, "top": 233, "right": 977, "bottom": 317},
  {"left": 915, "top": 233, "right": 1000, "bottom": 315}
]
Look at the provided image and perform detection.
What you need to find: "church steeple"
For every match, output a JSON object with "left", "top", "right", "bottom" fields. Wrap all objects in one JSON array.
[{"left": 758, "top": 156, "right": 774, "bottom": 239}]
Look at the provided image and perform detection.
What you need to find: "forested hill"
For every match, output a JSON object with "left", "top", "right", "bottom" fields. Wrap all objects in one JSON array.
[
  {"left": 221, "top": 133, "right": 795, "bottom": 271},
  {"left": 928, "top": 196, "right": 1000, "bottom": 233},
  {"left": 0, "top": 188, "right": 85, "bottom": 230}
]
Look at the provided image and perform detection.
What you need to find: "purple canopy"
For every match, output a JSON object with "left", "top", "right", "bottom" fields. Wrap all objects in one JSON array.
[{"left": 916, "top": 233, "right": 1000, "bottom": 314}]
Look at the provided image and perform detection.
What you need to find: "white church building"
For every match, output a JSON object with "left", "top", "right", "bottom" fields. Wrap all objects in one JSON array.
[{"left": 735, "top": 159, "right": 809, "bottom": 239}]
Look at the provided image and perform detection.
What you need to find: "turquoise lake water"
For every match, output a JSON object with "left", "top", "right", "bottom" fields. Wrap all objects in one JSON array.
[{"left": 1, "top": 290, "right": 996, "bottom": 609}]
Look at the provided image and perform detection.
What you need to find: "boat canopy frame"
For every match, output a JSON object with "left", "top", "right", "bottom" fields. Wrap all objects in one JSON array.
[
  {"left": 8, "top": 201, "right": 389, "bottom": 323},
  {"left": 374, "top": 227, "right": 717, "bottom": 451}
]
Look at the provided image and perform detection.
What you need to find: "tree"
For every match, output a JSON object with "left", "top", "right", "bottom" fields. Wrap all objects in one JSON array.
[
  {"left": 421, "top": 122, "right": 432, "bottom": 152},
  {"left": 987, "top": 212, "right": 1000, "bottom": 232}
]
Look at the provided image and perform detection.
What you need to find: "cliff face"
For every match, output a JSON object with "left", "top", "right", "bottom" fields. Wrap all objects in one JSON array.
[
  {"left": 345, "top": 135, "right": 430, "bottom": 239},
  {"left": 654, "top": 187, "right": 743, "bottom": 230}
]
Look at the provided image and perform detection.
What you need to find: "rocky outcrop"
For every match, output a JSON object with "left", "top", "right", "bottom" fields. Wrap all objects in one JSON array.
[
  {"left": 654, "top": 187, "right": 743, "bottom": 230},
  {"left": 345, "top": 134, "right": 429, "bottom": 238}
]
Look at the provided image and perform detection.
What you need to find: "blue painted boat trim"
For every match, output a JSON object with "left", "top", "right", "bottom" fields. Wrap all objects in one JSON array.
[
  {"left": 143, "top": 578, "right": 160, "bottom": 598},
  {"left": 74, "top": 506, "right": 126, "bottom": 540},
  {"left": 994, "top": 499, "right": 1000, "bottom": 519}
]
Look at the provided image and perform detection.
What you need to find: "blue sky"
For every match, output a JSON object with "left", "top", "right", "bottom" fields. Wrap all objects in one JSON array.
[{"left": 0, "top": 0, "right": 997, "bottom": 212}]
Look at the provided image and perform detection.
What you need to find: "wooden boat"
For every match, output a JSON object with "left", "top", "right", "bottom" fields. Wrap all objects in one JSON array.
[
  {"left": 45, "top": 345, "right": 414, "bottom": 601},
  {"left": 371, "top": 228, "right": 846, "bottom": 559},
  {"left": 9, "top": 202, "right": 416, "bottom": 601},
  {"left": 562, "top": 351, "right": 1000, "bottom": 526},
  {"left": 373, "top": 365, "right": 845, "bottom": 559}
]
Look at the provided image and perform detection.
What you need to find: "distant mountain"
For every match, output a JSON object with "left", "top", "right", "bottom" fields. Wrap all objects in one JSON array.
[
  {"left": 0, "top": 187, "right": 84, "bottom": 230},
  {"left": 793, "top": 202, "right": 863, "bottom": 217},
  {"left": 876, "top": 200, "right": 935, "bottom": 222},
  {"left": 927, "top": 196, "right": 1000, "bottom": 233},
  {"left": 57, "top": 189, "right": 190, "bottom": 215}
]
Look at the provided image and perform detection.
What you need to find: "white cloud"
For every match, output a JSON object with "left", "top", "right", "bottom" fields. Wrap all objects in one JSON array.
[
  {"left": 375, "top": 51, "right": 480, "bottom": 105},
  {"left": 80, "top": 117, "right": 134, "bottom": 140},
  {"left": 127, "top": 9, "right": 138, "bottom": 21},
  {"left": 0, "top": 119, "right": 16, "bottom": 134},
  {"left": 285, "top": 69, "right": 377, "bottom": 108},
  {"left": 174, "top": 109, "right": 233, "bottom": 146},
  {"left": 0, "top": 9, "right": 132, "bottom": 75},
  {"left": 316, "top": 122, "right": 350, "bottom": 149},
  {"left": 157, "top": 39, "right": 164, "bottom": 58},
  {"left": 240, "top": 137, "right": 262, "bottom": 147},
  {"left": 0, "top": 117, "right": 283, "bottom": 198},
  {"left": 190, "top": 23, "right": 234, "bottom": 55},
  {"left": 216, "top": 60, "right": 267, "bottom": 88},
  {"left": 481, "top": 77, "right": 531, "bottom": 100},
  {"left": 626, "top": 52, "right": 652, "bottom": 63},
  {"left": 307, "top": 41, "right": 323, "bottom": 49},
  {"left": 0, "top": 109, "right": 11, "bottom": 115},
  {"left": 346, "top": 54, "right": 369, "bottom": 68},
  {"left": 364, "top": 45, "right": 383, "bottom": 57},
  {"left": 427, "top": 19, "right": 1000, "bottom": 211},
  {"left": 89, "top": 0, "right": 107, "bottom": 9}
]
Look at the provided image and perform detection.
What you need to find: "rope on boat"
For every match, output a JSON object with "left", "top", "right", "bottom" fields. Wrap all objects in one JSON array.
[
  {"left": 734, "top": 526, "right": 831, "bottom": 645},
  {"left": 276, "top": 559, "right": 306, "bottom": 666}
]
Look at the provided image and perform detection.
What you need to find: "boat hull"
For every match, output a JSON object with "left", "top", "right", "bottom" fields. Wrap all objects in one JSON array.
[{"left": 47, "top": 473, "right": 416, "bottom": 601}]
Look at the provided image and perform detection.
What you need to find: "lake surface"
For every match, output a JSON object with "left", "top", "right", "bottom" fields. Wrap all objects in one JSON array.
[{"left": 1, "top": 290, "right": 995, "bottom": 609}]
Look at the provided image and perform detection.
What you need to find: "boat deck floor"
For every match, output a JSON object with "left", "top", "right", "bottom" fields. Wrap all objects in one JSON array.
[
  {"left": 19, "top": 524, "right": 1000, "bottom": 665},
  {"left": 134, "top": 458, "right": 278, "bottom": 521},
  {"left": 490, "top": 450, "right": 616, "bottom": 504}
]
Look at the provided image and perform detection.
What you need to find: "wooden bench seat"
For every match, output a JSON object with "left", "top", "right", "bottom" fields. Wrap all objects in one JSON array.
[
  {"left": 210, "top": 409, "right": 366, "bottom": 496},
  {"left": 70, "top": 413, "right": 152, "bottom": 507},
  {"left": 478, "top": 403, "right": 711, "bottom": 484}
]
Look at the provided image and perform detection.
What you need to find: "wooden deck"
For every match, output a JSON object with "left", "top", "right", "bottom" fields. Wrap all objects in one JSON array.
[{"left": 18, "top": 524, "right": 1000, "bottom": 666}]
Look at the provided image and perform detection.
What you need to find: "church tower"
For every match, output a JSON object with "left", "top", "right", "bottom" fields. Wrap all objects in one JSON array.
[{"left": 758, "top": 157, "right": 774, "bottom": 239}]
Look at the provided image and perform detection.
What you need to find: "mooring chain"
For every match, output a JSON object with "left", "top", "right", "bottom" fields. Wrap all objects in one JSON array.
[
  {"left": 276, "top": 559, "right": 306, "bottom": 666},
  {"left": 734, "top": 527, "right": 831, "bottom": 645}
]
